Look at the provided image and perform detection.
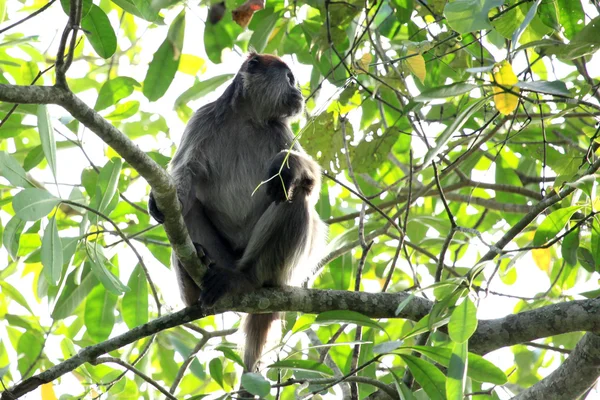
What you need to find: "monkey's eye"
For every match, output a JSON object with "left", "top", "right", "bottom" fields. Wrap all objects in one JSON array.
[
  {"left": 287, "top": 71, "right": 295, "bottom": 86},
  {"left": 247, "top": 57, "right": 260, "bottom": 71}
]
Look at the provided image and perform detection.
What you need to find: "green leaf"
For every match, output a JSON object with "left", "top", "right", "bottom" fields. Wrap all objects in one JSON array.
[
  {"left": 17, "top": 331, "right": 43, "bottom": 376},
  {"left": 95, "top": 77, "right": 140, "bottom": 111},
  {"left": 561, "top": 229, "right": 579, "bottom": 266},
  {"left": 396, "top": 293, "right": 415, "bottom": 316},
  {"left": 400, "top": 355, "right": 446, "bottom": 400},
  {"left": 538, "top": 0, "right": 559, "bottom": 31},
  {"left": 415, "top": 83, "right": 478, "bottom": 101},
  {"left": 423, "top": 97, "right": 488, "bottom": 166},
  {"left": 314, "top": 310, "right": 385, "bottom": 332},
  {"left": 3, "top": 215, "right": 25, "bottom": 260},
  {"left": 556, "top": 0, "right": 584, "bottom": 39},
  {"left": 81, "top": 4, "right": 117, "bottom": 58},
  {"left": 51, "top": 265, "right": 99, "bottom": 319},
  {"left": 448, "top": 297, "right": 478, "bottom": 343},
  {"left": 175, "top": 74, "right": 234, "bottom": 107},
  {"left": 84, "top": 284, "right": 118, "bottom": 341},
  {"left": 86, "top": 243, "right": 129, "bottom": 295},
  {"left": 23, "top": 146, "right": 44, "bottom": 171},
  {"left": 110, "top": 0, "right": 164, "bottom": 23},
  {"left": 131, "top": 0, "right": 160, "bottom": 22},
  {"left": 203, "top": 18, "right": 233, "bottom": 64},
  {"left": 547, "top": 16, "right": 600, "bottom": 59},
  {"left": 41, "top": 216, "right": 63, "bottom": 286},
  {"left": 511, "top": 0, "right": 541, "bottom": 46},
  {"left": 143, "top": 11, "right": 185, "bottom": 101},
  {"left": 249, "top": 12, "right": 280, "bottom": 53},
  {"left": 13, "top": 188, "right": 60, "bottom": 221},
  {"left": 515, "top": 80, "right": 570, "bottom": 96},
  {"left": 373, "top": 340, "right": 403, "bottom": 354},
  {"left": 209, "top": 358, "right": 224, "bottom": 388},
  {"left": 0, "top": 151, "right": 34, "bottom": 188},
  {"left": 97, "top": 158, "right": 122, "bottom": 214},
  {"left": 121, "top": 264, "right": 148, "bottom": 329},
  {"left": 446, "top": 341, "right": 468, "bottom": 400},
  {"left": 533, "top": 205, "right": 581, "bottom": 246},
  {"left": 104, "top": 101, "right": 140, "bottom": 120},
  {"left": 444, "top": 0, "right": 504, "bottom": 34},
  {"left": 410, "top": 346, "right": 507, "bottom": 384},
  {"left": 268, "top": 359, "right": 334, "bottom": 376},
  {"left": 215, "top": 346, "right": 245, "bottom": 367},
  {"left": 0, "top": 281, "right": 34, "bottom": 314},
  {"left": 241, "top": 373, "right": 271, "bottom": 397}
]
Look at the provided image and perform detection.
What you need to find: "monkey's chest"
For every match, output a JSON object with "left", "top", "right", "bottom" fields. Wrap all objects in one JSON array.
[{"left": 199, "top": 135, "right": 288, "bottom": 248}]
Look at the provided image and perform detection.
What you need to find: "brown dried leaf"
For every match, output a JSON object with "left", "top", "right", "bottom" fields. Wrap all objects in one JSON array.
[{"left": 232, "top": 0, "right": 264, "bottom": 28}]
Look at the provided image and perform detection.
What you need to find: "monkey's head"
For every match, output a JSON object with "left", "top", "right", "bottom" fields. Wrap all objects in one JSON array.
[{"left": 237, "top": 52, "right": 304, "bottom": 121}]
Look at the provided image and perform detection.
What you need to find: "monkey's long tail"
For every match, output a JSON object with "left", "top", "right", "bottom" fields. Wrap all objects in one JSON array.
[{"left": 242, "top": 312, "right": 281, "bottom": 372}]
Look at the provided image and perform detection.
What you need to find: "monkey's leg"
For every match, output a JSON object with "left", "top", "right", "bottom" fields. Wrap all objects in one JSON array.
[{"left": 175, "top": 200, "right": 239, "bottom": 306}]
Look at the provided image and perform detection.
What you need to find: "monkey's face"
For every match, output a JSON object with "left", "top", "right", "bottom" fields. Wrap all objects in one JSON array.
[{"left": 240, "top": 53, "right": 304, "bottom": 120}]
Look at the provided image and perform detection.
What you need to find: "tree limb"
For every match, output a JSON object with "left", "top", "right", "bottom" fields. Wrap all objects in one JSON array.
[{"left": 511, "top": 333, "right": 600, "bottom": 400}]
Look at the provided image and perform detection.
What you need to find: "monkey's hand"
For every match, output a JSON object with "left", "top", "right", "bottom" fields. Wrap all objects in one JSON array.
[
  {"left": 148, "top": 191, "right": 165, "bottom": 224},
  {"left": 266, "top": 151, "right": 296, "bottom": 203}
]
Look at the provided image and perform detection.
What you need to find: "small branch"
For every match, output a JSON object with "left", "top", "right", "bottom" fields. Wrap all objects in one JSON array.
[
  {"left": 524, "top": 342, "right": 571, "bottom": 355},
  {"left": 92, "top": 356, "right": 177, "bottom": 400},
  {"left": 0, "top": 0, "right": 57, "bottom": 34}
]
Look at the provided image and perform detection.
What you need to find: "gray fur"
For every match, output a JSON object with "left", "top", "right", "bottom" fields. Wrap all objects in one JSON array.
[{"left": 155, "top": 53, "right": 327, "bottom": 373}]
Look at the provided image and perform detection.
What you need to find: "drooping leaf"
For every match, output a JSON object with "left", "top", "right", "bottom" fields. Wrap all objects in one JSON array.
[
  {"left": 249, "top": 12, "right": 280, "bottom": 53},
  {"left": 562, "top": 229, "right": 579, "bottom": 266},
  {"left": 143, "top": 11, "right": 185, "bottom": 101},
  {"left": 81, "top": 5, "right": 117, "bottom": 58},
  {"left": 448, "top": 297, "right": 478, "bottom": 343},
  {"left": 84, "top": 284, "right": 118, "bottom": 341},
  {"left": 0, "top": 281, "right": 34, "bottom": 314},
  {"left": 51, "top": 265, "right": 99, "bottom": 320},
  {"left": 121, "top": 264, "right": 148, "bottom": 329},
  {"left": 36, "top": 105, "right": 57, "bottom": 179},
  {"left": 511, "top": 0, "right": 541, "bottom": 46},
  {"left": 400, "top": 355, "right": 446, "bottom": 400},
  {"left": 13, "top": 188, "right": 60, "bottom": 221},
  {"left": 405, "top": 50, "right": 426, "bottom": 84},
  {"left": 446, "top": 341, "right": 468, "bottom": 400},
  {"left": 3, "top": 215, "right": 25, "bottom": 260},
  {"left": 209, "top": 358, "right": 224, "bottom": 388},
  {"left": 41, "top": 216, "right": 63, "bottom": 286},
  {"left": 86, "top": 243, "right": 129, "bottom": 295}
]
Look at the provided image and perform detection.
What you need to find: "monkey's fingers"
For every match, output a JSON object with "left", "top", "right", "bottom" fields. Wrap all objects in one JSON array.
[{"left": 148, "top": 192, "right": 165, "bottom": 224}]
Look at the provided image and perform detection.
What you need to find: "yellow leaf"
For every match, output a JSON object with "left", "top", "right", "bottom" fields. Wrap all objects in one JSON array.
[
  {"left": 357, "top": 53, "right": 373, "bottom": 73},
  {"left": 406, "top": 50, "right": 426, "bottom": 84},
  {"left": 179, "top": 54, "right": 206, "bottom": 76},
  {"left": 41, "top": 383, "right": 58, "bottom": 400},
  {"left": 532, "top": 248, "right": 551, "bottom": 272},
  {"left": 492, "top": 61, "right": 519, "bottom": 115}
]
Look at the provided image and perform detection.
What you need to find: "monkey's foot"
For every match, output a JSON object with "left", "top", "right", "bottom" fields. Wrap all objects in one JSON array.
[
  {"left": 200, "top": 267, "right": 230, "bottom": 306},
  {"left": 148, "top": 192, "right": 165, "bottom": 224}
]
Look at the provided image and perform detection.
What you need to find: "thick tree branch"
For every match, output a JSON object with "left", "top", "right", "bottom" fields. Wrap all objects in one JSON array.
[
  {"left": 0, "top": 83, "right": 205, "bottom": 286},
  {"left": 470, "top": 298, "right": 600, "bottom": 355},
  {"left": 5, "top": 286, "right": 600, "bottom": 399},
  {"left": 511, "top": 333, "right": 600, "bottom": 400}
]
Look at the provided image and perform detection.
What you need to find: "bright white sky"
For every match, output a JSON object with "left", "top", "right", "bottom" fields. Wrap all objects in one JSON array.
[{"left": 1, "top": 0, "right": 600, "bottom": 398}]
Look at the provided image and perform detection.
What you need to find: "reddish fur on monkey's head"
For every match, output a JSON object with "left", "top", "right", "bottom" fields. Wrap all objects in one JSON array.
[{"left": 244, "top": 50, "right": 288, "bottom": 71}]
